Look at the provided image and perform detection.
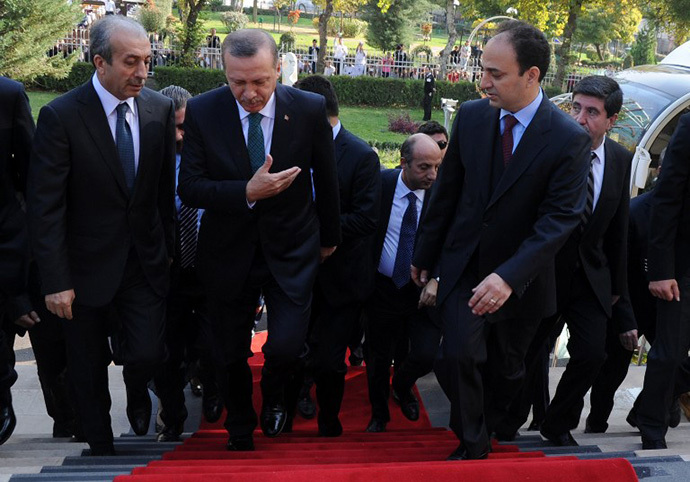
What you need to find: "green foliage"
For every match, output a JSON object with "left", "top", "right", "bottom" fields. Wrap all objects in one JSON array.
[
  {"left": 154, "top": 66, "right": 227, "bottom": 94},
  {"left": 0, "top": 0, "right": 83, "bottom": 82},
  {"left": 28, "top": 62, "right": 95, "bottom": 91},
  {"left": 411, "top": 44, "right": 433, "bottom": 60},
  {"left": 153, "top": 65, "right": 480, "bottom": 107},
  {"left": 630, "top": 27, "right": 657, "bottom": 66},
  {"left": 311, "top": 16, "right": 367, "bottom": 37},
  {"left": 279, "top": 32, "right": 296, "bottom": 49},
  {"left": 220, "top": 11, "right": 249, "bottom": 33},
  {"left": 139, "top": 1, "right": 168, "bottom": 33},
  {"left": 363, "top": 0, "right": 433, "bottom": 51}
]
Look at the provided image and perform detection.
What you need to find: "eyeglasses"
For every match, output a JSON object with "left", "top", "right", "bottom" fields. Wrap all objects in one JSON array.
[{"left": 437, "top": 140, "right": 448, "bottom": 150}]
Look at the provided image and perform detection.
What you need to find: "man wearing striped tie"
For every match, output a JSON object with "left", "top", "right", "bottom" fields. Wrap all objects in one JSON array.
[{"left": 510, "top": 75, "right": 632, "bottom": 446}]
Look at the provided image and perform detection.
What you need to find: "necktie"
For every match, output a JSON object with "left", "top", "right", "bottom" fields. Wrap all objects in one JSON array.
[
  {"left": 580, "top": 151, "right": 597, "bottom": 231},
  {"left": 116, "top": 103, "right": 136, "bottom": 193},
  {"left": 502, "top": 114, "right": 518, "bottom": 166},
  {"left": 392, "top": 192, "right": 418, "bottom": 289},
  {"left": 248, "top": 113, "right": 265, "bottom": 173},
  {"left": 178, "top": 203, "right": 199, "bottom": 269}
]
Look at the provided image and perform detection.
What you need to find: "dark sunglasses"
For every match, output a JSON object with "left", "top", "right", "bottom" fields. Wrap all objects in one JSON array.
[{"left": 437, "top": 140, "right": 448, "bottom": 150}]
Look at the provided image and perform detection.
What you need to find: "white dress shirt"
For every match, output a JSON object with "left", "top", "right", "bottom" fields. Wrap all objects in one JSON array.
[
  {"left": 499, "top": 89, "right": 543, "bottom": 154},
  {"left": 92, "top": 73, "right": 141, "bottom": 172},
  {"left": 378, "top": 171, "right": 425, "bottom": 278},
  {"left": 235, "top": 92, "right": 276, "bottom": 156},
  {"left": 590, "top": 138, "right": 606, "bottom": 211}
]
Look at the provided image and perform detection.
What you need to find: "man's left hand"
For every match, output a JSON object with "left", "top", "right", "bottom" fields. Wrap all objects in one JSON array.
[
  {"left": 469, "top": 273, "right": 512, "bottom": 316},
  {"left": 14, "top": 311, "right": 40, "bottom": 329},
  {"left": 619, "top": 329, "right": 638, "bottom": 352},
  {"left": 320, "top": 246, "right": 337, "bottom": 263}
]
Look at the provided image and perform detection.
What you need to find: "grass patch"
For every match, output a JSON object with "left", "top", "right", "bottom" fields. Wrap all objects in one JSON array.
[{"left": 25, "top": 91, "right": 60, "bottom": 121}]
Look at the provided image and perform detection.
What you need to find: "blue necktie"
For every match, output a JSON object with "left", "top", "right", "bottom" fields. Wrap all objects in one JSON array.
[
  {"left": 116, "top": 103, "right": 135, "bottom": 192},
  {"left": 248, "top": 113, "right": 265, "bottom": 173},
  {"left": 178, "top": 203, "right": 199, "bottom": 269},
  {"left": 392, "top": 192, "right": 418, "bottom": 289}
]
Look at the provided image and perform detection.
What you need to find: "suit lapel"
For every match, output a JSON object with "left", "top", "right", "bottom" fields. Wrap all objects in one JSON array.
[
  {"left": 216, "top": 89, "right": 253, "bottom": 179},
  {"left": 466, "top": 104, "right": 498, "bottom": 210},
  {"left": 76, "top": 82, "right": 129, "bottom": 196},
  {"left": 334, "top": 127, "right": 348, "bottom": 165},
  {"left": 132, "top": 90, "right": 154, "bottom": 197},
  {"left": 487, "top": 96, "right": 551, "bottom": 210},
  {"left": 271, "top": 84, "right": 294, "bottom": 171}
]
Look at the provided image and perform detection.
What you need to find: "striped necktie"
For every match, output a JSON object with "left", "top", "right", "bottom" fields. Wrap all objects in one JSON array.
[
  {"left": 178, "top": 204, "right": 199, "bottom": 269},
  {"left": 248, "top": 113, "right": 265, "bottom": 173},
  {"left": 391, "top": 192, "right": 418, "bottom": 289},
  {"left": 580, "top": 151, "right": 597, "bottom": 231},
  {"left": 116, "top": 103, "right": 135, "bottom": 192},
  {"left": 502, "top": 114, "right": 518, "bottom": 166}
]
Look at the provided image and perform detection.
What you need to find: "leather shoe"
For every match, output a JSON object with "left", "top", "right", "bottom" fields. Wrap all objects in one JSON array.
[
  {"left": 584, "top": 418, "right": 606, "bottom": 434},
  {"left": 626, "top": 409, "right": 639, "bottom": 429},
  {"left": 365, "top": 418, "right": 387, "bottom": 433},
  {"left": 202, "top": 394, "right": 223, "bottom": 424},
  {"left": 318, "top": 415, "right": 343, "bottom": 437},
  {"left": 527, "top": 420, "right": 541, "bottom": 431},
  {"left": 392, "top": 387, "right": 420, "bottom": 421},
  {"left": 260, "top": 403, "right": 287, "bottom": 437},
  {"left": 641, "top": 437, "right": 667, "bottom": 450},
  {"left": 126, "top": 385, "right": 152, "bottom": 436},
  {"left": 540, "top": 427, "right": 578, "bottom": 446},
  {"left": 0, "top": 405, "right": 16, "bottom": 446},
  {"left": 156, "top": 422, "right": 183, "bottom": 442},
  {"left": 447, "top": 444, "right": 490, "bottom": 461},
  {"left": 297, "top": 394, "right": 316, "bottom": 419},
  {"left": 226, "top": 434, "right": 255, "bottom": 451},
  {"left": 189, "top": 378, "right": 203, "bottom": 397}
]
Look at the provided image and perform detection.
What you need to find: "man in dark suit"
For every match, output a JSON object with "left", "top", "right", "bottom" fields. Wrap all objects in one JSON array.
[
  {"left": 293, "top": 75, "right": 380, "bottom": 436},
  {"left": 518, "top": 76, "right": 632, "bottom": 445},
  {"left": 178, "top": 29, "right": 341, "bottom": 450},
  {"left": 0, "top": 76, "right": 36, "bottom": 445},
  {"left": 635, "top": 113, "right": 690, "bottom": 449},
  {"left": 27, "top": 16, "right": 176, "bottom": 455},
  {"left": 365, "top": 133, "right": 443, "bottom": 433},
  {"left": 411, "top": 20, "right": 591, "bottom": 460},
  {"left": 422, "top": 66, "right": 436, "bottom": 121}
]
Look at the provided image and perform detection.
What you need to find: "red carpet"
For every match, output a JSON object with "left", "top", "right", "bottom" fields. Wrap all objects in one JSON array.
[{"left": 114, "top": 332, "right": 638, "bottom": 482}]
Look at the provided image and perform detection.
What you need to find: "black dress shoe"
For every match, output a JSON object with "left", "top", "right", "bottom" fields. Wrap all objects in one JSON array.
[
  {"left": 641, "top": 437, "right": 667, "bottom": 450},
  {"left": 392, "top": 387, "right": 420, "bottom": 421},
  {"left": 318, "top": 416, "right": 343, "bottom": 437},
  {"left": 540, "top": 428, "right": 578, "bottom": 446},
  {"left": 202, "top": 394, "right": 223, "bottom": 424},
  {"left": 584, "top": 418, "right": 606, "bottom": 434},
  {"left": 365, "top": 418, "right": 387, "bottom": 433},
  {"left": 125, "top": 384, "right": 152, "bottom": 436},
  {"left": 527, "top": 420, "right": 541, "bottom": 431},
  {"left": 0, "top": 405, "right": 16, "bottom": 446},
  {"left": 260, "top": 404, "right": 287, "bottom": 437},
  {"left": 227, "top": 434, "right": 255, "bottom": 451},
  {"left": 447, "top": 444, "right": 490, "bottom": 461},
  {"left": 89, "top": 445, "right": 116, "bottom": 456},
  {"left": 156, "top": 422, "right": 183, "bottom": 442},
  {"left": 626, "top": 410, "right": 639, "bottom": 429},
  {"left": 297, "top": 394, "right": 317, "bottom": 419},
  {"left": 189, "top": 378, "right": 203, "bottom": 397}
]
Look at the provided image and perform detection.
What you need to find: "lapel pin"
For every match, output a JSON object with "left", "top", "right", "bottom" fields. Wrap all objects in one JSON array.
[{"left": 284, "top": 114, "right": 290, "bottom": 121}]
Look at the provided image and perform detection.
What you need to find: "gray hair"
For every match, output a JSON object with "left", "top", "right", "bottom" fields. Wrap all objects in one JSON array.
[
  {"left": 159, "top": 85, "right": 192, "bottom": 111},
  {"left": 90, "top": 15, "right": 147, "bottom": 65},
  {"left": 221, "top": 29, "right": 278, "bottom": 67}
]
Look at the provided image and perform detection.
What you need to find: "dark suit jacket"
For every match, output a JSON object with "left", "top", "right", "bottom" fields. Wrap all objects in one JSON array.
[
  {"left": 28, "top": 81, "right": 176, "bottom": 306},
  {"left": 0, "top": 77, "right": 34, "bottom": 297},
  {"left": 413, "top": 94, "right": 591, "bottom": 322},
  {"left": 555, "top": 137, "right": 632, "bottom": 318},
  {"left": 373, "top": 168, "right": 432, "bottom": 275},
  {"left": 648, "top": 113, "right": 690, "bottom": 281},
  {"left": 178, "top": 83, "right": 341, "bottom": 305},
  {"left": 317, "top": 126, "right": 380, "bottom": 307}
]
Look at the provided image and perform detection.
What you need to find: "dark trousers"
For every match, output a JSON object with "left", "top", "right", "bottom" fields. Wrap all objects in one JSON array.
[
  {"left": 435, "top": 274, "right": 540, "bottom": 458},
  {"left": 153, "top": 265, "right": 215, "bottom": 432},
  {"left": 422, "top": 93, "right": 432, "bottom": 121},
  {"left": 637, "top": 275, "right": 690, "bottom": 441},
  {"left": 207, "top": 251, "right": 311, "bottom": 438},
  {"left": 364, "top": 274, "right": 438, "bottom": 423},
  {"left": 0, "top": 293, "right": 17, "bottom": 406},
  {"left": 540, "top": 270, "right": 608, "bottom": 435},
  {"left": 64, "top": 251, "right": 167, "bottom": 451},
  {"left": 309, "top": 284, "right": 360, "bottom": 427}
]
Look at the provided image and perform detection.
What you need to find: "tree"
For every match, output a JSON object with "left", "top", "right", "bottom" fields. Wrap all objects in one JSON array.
[
  {"left": 363, "top": 0, "right": 433, "bottom": 52},
  {"left": 178, "top": 0, "right": 208, "bottom": 67},
  {"left": 312, "top": 0, "right": 367, "bottom": 73},
  {"left": 630, "top": 27, "right": 657, "bottom": 66},
  {"left": 437, "top": 0, "right": 458, "bottom": 79},
  {"left": 573, "top": 2, "right": 641, "bottom": 60},
  {"left": 0, "top": 0, "right": 83, "bottom": 82},
  {"left": 643, "top": 0, "right": 690, "bottom": 45}
]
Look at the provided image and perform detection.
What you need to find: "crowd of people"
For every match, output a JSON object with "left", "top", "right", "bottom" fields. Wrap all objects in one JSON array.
[{"left": 2, "top": 15, "right": 690, "bottom": 462}]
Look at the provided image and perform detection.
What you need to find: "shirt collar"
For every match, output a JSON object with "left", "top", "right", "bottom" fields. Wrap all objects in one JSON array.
[
  {"left": 592, "top": 136, "right": 606, "bottom": 164},
  {"left": 500, "top": 88, "right": 543, "bottom": 129},
  {"left": 332, "top": 120, "right": 341, "bottom": 140},
  {"left": 397, "top": 170, "right": 425, "bottom": 202},
  {"left": 236, "top": 91, "right": 276, "bottom": 121},
  {"left": 92, "top": 72, "right": 136, "bottom": 117}
]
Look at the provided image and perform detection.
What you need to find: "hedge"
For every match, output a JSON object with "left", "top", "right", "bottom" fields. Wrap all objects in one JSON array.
[
  {"left": 154, "top": 66, "right": 481, "bottom": 108},
  {"left": 29, "top": 62, "right": 95, "bottom": 91}
]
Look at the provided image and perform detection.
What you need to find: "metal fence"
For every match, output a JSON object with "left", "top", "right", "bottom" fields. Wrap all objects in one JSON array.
[{"left": 55, "top": 36, "right": 607, "bottom": 92}]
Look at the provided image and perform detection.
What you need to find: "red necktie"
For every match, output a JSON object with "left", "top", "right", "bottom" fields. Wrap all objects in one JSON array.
[{"left": 502, "top": 114, "right": 518, "bottom": 166}]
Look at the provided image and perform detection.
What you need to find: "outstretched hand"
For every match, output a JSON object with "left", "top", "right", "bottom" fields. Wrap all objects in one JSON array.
[{"left": 246, "top": 154, "right": 301, "bottom": 203}]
